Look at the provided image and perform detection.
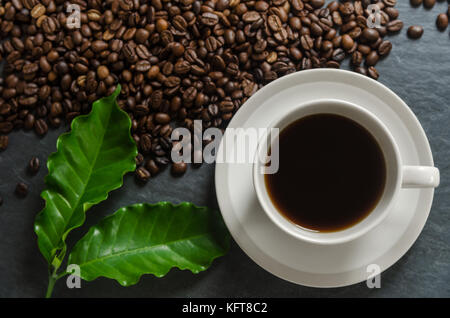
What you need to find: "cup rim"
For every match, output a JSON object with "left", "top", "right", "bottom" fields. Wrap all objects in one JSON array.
[{"left": 253, "top": 98, "right": 402, "bottom": 245}]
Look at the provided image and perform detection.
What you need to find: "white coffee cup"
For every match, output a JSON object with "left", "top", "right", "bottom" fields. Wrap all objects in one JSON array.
[{"left": 253, "top": 99, "right": 440, "bottom": 245}]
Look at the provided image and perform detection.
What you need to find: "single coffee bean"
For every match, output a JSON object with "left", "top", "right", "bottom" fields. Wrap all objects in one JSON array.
[
  {"left": 24, "top": 114, "right": 35, "bottom": 130},
  {"left": 135, "top": 167, "right": 151, "bottom": 183},
  {"left": 407, "top": 26, "right": 424, "bottom": 39},
  {"left": 0, "top": 135, "right": 8, "bottom": 151},
  {"left": 139, "top": 134, "right": 152, "bottom": 154},
  {"left": 362, "top": 28, "right": 380, "bottom": 43},
  {"left": 255, "top": 1, "right": 269, "bottom": 11},
  {"left": 135, "top": 29, "right": 150, "bottom": 43},
  {"left": 15, "top": 182, "right": 28, "bottom": 197},
  {"left": 155, "top": 113, "right": 171, "bottom": 124},
  {"left": 31, "top": 4, "right": 46, "bottom": 19},
  {"left": 243, "top": 11, "right": 261, "bottom": 23},
  {"left": 385, "top": 7, "right": 399, "bottom": 20},
  {"left": 378, "top": 41, "right": 393, "bottom": 56},
  {"left": 268, "top": 15, "right": 283, "bottom": 32},
  {"left": 423, "top": 0, "right": 435, "bottom": 9},
  {"left": 436, "top": 14, "right": 449, "bottom": 31},
  {"left": 310, "top": 0, "right": 325, "bottom": 9},
  {"left": 387, "top": 20, "right": 404, "bottom": 33},
  {"left": 341, "top": 34, "right": 354, "bottom": 51},
  {"left": 135, "top": 153, "right": 144, "bottom": 166},
  {"left": 383, "top": 0, "right": 397, "bottom": 7},
  {"left": 97, "top": 66, "right": 110, "bottom": 80},
  {"left": 34, "top": 119, "right": 48, "bottom": 136},
  {"left": 156, "top": 19, "right": 169, "bottom": 32},
  {"left": 368, "top": 66, "right": 379, "bottom": 80},
  {"left": 145, "top": 159, "right": 160, "bottom": 176},
  {"left": 28, "top": 156, "right": 40, "bottom": 174},
  {"left": 201, "top": 12, "right": 219, "bottom": 26},
  {"left": 354, "top": 66, "right": 368, "bottom": 76},
  {"left": 171, "top": 161, "right": 187, "bottom": 176},
  {"left": 332, "top": 48, "right": 346, "bottom": 62},
  {"left": 410, "top": 0, "right": 423, "bottom": 7},
  {"left": 0, "top": 122, "right": 13, "bottom": 134},
  {"left": 136, "top": 60, "right": 151, "bottom": 72},
  {"left": 351, "top": 51, "right": 363, "bottom": 66},
  {"left": 365, "top": 51, "right": 380, "bottom": 66},
  {"left": 155, "top": 156, "right": 170, "bottom": 166}
]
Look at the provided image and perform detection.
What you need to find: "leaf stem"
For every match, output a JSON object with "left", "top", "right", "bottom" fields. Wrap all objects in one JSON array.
[
  {"left": 45, "top": 272, "right": 59, "bottom": 298},
  {"left": 57, "top": 271, "right": 69, "bottom": 280}
]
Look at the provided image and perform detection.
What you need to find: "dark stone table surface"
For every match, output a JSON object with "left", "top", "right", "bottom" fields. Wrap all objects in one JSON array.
[{"left": 0, "top": 1, "right": 449, "bottom": 297}]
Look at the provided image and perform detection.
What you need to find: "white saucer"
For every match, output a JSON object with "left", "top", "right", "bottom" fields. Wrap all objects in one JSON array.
[{"left": 215, "top": 69, "right": 435, "bottom": 288}]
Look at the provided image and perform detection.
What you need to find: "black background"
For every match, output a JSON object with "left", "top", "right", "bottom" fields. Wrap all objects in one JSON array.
[{"left": 0, "top": 1, "right": 449, "bottom": 297}]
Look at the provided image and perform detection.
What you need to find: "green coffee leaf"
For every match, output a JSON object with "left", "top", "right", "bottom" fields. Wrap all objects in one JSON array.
[
  {"left": 34, "top": 85, "right": 137, "bottom": 269},
  {"left": 68, "top": 202, "right": 230, "bottom": 286}
]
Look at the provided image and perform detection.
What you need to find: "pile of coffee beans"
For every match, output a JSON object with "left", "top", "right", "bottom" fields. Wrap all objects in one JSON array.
[{"left": 0, "top": 0, "right": 402, "bottom": 184}]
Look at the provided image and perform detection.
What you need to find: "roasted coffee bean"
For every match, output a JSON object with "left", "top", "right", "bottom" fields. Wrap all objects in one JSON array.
[
  {"left": 378, "top": 41, "right": 393, "bottom": 56},
  {"left": 410, "top": 0, "right": 423, "bottom": 7},
  {"left": 136, "top": 60, "right": 152, "bottom": 72},
  {"left": 385, "top": 7, "right": 399, "bottom": 20},
  {"left": 171, "top": 161, "right": 187, "bottom": 176},
  {"left": 407, "top": 26, "right": 424, "bottom": 39},
  {"left": 383, "top": 0, "right": 397, "bottom": 7},
  {"left": 300, "top": 35, "right": 314, "bottom": 50},
  {"left": 362, "top": 28, "right": 380, "bottom": 43},
  {"left": 0, "top": 122, "right": 13, "bottom": 134},
  {"left": 201, "top": 12, "right": 219, "bottom": 26},
  {"left": 24, "top": 114, "right": 35, "bottom": 130},
  {"left": 31, "top": 4, "right": 46, "bottom": 19},
  {"left": 135, "top": 166, "right": 151, "bottom": 183},
  {"left": 155, "top": 156, "right": 170, "bottom": 166},
  {"left": 155, "top": 113, "right": 171, "bottom": 124},
  {"left": 97, "top": 66, "right": 110, "bottom": 80},
  {"left": 351, "top": 51, "right": 363, "bottom": 66},
  {"left": 423, "top": 0, "right": 435, "bottom": 9},
  {"left": 341, "top": 34, "right": 354, "bottom": 51},
  {"left": 135, "top": 153, "right": 144, "bottom": 166},
  {"left": 368, "top": 66, "right": 379, "bottom": 80},
  {"left": 34, "top": 119, "right": 48, "bottom": 136},
  {"left": 0, "top": 135, "right": 8, "bottom": 151},
  {"left": 332, "top": 48, "right": 346, "bottom": 62},
  {"left": 145, "top": 159, "right": 160, "bottom": 176},
  {"left": 365, "top": 51, "right": 380, "bottom": 66},
  {"left": 354, "top": 66, "right": 368, "bottom": 76},
  {"left": 139, "top": 134, "right": 152, "bottom": 154},
  {"left": 28, "top": 156, "right": 40, "bottom": 174},
  {"left": 436, "top": 14, "right": 449, "bottom": 31},
  {"left": 15, "top": 182, "right": 28, "bottom": 198},
  {"left": 387, "top": 20, "right": 404, "bottom": 33}
]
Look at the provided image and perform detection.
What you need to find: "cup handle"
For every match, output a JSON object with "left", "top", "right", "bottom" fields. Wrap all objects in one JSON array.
[{"left": 402, "top": 166, "right": 440, "bottom": 188}]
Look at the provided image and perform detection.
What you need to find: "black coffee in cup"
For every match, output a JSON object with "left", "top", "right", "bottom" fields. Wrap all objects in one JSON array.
[{"left": 264, "top": 113, "right": 387, "bottom": 232}]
